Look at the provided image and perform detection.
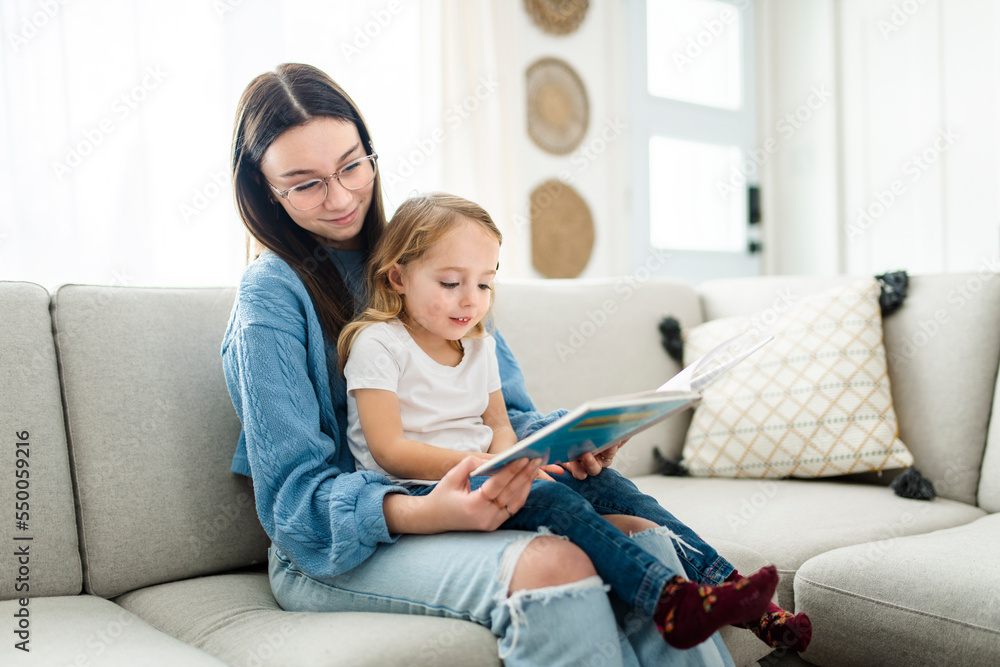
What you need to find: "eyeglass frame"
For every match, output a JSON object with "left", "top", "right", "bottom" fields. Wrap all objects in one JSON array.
[{"left": 266, "top": 153, "right": 379, "bottom": 211}]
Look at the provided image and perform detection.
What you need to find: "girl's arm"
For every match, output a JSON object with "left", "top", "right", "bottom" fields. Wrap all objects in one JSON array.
[
  {"left": 354, "top": 388, "right": 490, "bottom": 481},
  {"left": 483, "top": 388, "right": 518, "bottom": 454}
]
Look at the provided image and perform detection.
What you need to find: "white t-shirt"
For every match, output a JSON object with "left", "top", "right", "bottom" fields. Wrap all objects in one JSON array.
[{"left": 344, "top": 319, "right": 502, "bottom": 487}]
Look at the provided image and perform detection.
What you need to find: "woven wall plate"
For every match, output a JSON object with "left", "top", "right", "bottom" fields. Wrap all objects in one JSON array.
[
  {"left": 526, "top": 57, "right": 589, "bottom": 155},
  {"left": 523, "top": 0, "right": 589, "bottom": 35},
  {"left": 530, "top": 179, "right": 594, "bottom": 278}
]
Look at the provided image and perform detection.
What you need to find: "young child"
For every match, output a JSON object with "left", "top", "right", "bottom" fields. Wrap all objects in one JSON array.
[{"left": 338, "top": 192, "right": 810, "bottom": 652}]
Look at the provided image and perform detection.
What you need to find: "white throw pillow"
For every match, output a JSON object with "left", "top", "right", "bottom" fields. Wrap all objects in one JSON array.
[{"left": 682, "top": 278, "right": 915, "bottom": 478}]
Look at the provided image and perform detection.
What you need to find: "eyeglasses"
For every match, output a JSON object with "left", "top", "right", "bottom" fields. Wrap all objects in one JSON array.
[{"left": 267, "top": 153, "right": 378, "bottom": 211}]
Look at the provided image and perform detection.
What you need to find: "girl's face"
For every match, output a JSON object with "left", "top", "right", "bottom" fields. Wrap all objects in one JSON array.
[
  {"left": 390, "top": 218, "right": 499, "bottom": 350},
  {"left": 259, "top": 116, "right": 374, "bottom": 250}
]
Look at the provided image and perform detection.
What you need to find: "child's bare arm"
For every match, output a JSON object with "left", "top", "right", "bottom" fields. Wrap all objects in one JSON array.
[
  {"left": 483, "top": 389, "right": 518, "bottom": 454},
  {"left": 354, "top": 388, "right": 489, "bottom": 481}
]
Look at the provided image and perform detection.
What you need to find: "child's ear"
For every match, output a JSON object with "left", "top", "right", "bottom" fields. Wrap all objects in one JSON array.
[{"left": 387, "top": 263, "right": 406, "bottom": 294}]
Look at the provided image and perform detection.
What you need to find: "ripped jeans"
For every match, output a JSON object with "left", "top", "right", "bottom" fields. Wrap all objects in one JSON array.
[
  {"left": 412, "top": 468, "right": 734, "bottom": 619},
  {"left": 269, "top": 530, "right": 734, "bottom": 666}
]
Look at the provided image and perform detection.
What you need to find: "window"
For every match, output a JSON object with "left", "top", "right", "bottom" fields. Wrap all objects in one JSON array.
[{"left": 627, "top": 0, "right": 759, "bottom": 282}]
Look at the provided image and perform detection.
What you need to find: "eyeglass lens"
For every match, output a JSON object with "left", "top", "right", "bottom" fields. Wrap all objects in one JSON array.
[{"left": 287, "top": 157, "right": 376, "bottom": 210}]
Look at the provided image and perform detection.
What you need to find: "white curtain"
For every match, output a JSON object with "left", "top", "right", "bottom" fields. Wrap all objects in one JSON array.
[
  {"left": 0, "top": 0, "right": 442, "bottom": 291},
  {"left": 438, "top": 0, "right": 521, "bottom": 273}
]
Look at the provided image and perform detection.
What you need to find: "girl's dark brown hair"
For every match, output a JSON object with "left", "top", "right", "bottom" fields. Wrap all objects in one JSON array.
[{"left": 231, "top": 63, "right": 386, "bottom": 338}]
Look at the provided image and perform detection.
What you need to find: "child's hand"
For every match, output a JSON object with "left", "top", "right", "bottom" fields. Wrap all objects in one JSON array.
[
  {"left": 562, "top": 441, "right": 628, "bottom": 480},
  {"left": 535, "top": 463, "right": 564, "bottom": 481}
]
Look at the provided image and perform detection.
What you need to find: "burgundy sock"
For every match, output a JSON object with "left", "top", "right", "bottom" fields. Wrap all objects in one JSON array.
[
  {"left": 725, "top": 570, "right": 813, "bottom": 652},
  {"left": 654, "top": 565, "right": 778, "bottom": 650}
]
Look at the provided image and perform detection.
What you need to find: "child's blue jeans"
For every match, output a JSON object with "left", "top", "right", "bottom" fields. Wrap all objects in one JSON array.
[{"left": 412, "top": 468, "right": 734, "bottom": 618}]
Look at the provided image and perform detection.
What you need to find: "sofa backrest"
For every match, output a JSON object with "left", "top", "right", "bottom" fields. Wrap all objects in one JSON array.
[
  {"left": 698, "top": 273, "right": 1000, "bottom": 507},
  {"left": 52, "top": 285, "right": 270, "bottom": 598},
  {"left": 982, "top": 388, "right": 1000, "bottom": 512},
  {"left": 0, "top": 282, "right": 83, "bottom": 599},
  {"left": 493, "top": 277, "right": 703, "bottom": 477}
]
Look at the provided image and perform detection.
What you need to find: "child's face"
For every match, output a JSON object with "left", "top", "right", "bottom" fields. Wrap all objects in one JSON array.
[{"left": 392, "top": 218, "right": 499, "bottom": 346}]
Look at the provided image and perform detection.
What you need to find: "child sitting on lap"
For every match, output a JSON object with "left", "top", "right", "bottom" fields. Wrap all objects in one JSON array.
[{"left": 338, "top": 192, "right": 810, "bottom": 652}]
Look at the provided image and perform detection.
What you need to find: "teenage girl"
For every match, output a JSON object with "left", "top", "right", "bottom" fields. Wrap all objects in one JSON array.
[{"left": 226, "top": 62, "right": 743, "bottom": 666}]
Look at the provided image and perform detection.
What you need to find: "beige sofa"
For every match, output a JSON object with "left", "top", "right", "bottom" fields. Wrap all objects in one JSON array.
[{"left": 1, "top": 273, "right": 998, "bottom": 666}]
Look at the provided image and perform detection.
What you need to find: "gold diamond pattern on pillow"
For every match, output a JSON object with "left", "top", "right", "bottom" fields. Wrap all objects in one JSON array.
[{"left": 682, "top": 278, "right": 914, "bottom": 478}]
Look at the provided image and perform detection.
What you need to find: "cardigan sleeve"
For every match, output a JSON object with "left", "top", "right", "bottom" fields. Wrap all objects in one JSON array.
[{"left": 222, "top": 271, "right": 405, "bottom": 578}]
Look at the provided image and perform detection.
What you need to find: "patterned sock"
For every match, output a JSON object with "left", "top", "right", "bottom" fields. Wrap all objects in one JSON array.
[
  {"left": 654, "top": 565, "right": 778, "bottom": 650},
  {"left": 726, "top": 570, "right": 813, "bottom": 652}
]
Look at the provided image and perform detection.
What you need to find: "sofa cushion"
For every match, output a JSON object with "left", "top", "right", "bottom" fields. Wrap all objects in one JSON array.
[
  {"left": 0, "top": 281, "right": 82, "bottom": 599},
  {"left": 630, "top": 475, "right": 986, "bottom": 609},
  {"left": 493, "top": 277, "right": 704, "bottom": 477},
  {"left": 0, "top": 595, "right": 226, "bottom": 665},
  {"left": 52, "top": 285, "right": 270, "bottom": 598},
  {"left": 115, "top": 572, "right": 502, "bottom": 666},
  {"left": 699, "top": 274, "right": 1000, "bottom": 505},
  {"left": 795, "top": 513, "right": 1000, "bottom": 666},
  {"left": 682, "top": 278, "right": 913, "bottom": 478}
]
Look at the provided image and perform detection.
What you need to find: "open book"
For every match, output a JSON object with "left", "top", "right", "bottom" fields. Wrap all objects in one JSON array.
[{"left": 470, "top": 330, "right": 772, "bottom": 476}]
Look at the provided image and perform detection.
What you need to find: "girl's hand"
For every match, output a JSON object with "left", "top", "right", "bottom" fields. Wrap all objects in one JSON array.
[
  {"left": 561, "top": 441, "right": 627, "bottom": 480},
  {"left": 420, "top": 455, "right": 543, "bottom": 532}
]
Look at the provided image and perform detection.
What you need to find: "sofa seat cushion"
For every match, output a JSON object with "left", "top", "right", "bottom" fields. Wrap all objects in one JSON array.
[
  {"left": 115, "top": 564, "right": 776, "bottom": 667},
  {"left": 630, "top": 475, "right": 986, "bottom": 608},
  {"left": 115, "top": 572, "right": 501, "bottom": 666},
  {"left": 795, "top": 513, "right": 1000, "bottom": 666},
  {"left": 0, "top": 595, "right": 225, "bottom": 665}
]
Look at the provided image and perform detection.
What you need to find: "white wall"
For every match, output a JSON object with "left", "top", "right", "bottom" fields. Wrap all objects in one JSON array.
[
  {"left": 839, "top": 0, "right": 1000, "bottom": 276},
  {"left": 756, "top": 0, "right": 840, "bottom": 276},
  {"left": 506, "top": 0, "right": 631, "bottom": 279},
  {"left": 757, "top": 0, "right": 1000, "bottom": 278}
]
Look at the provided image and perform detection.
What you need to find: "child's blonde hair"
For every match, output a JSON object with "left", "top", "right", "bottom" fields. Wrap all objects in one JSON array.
[{"left": 337, "top": 192, "right": 503, "bottom": 372}]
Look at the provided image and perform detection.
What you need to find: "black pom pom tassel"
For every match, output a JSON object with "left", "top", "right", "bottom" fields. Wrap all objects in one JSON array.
[
  {"left": 890, "top": 467, "right": 936, "bottom": 500},
  {"left": 876, "top": 270, "right": 909, "bottom": 316},
  {"left": 653, "top": 447, "right": 689, "bottom": 476},
  {"left": 659, "top": 316, "right": 684, "bottom": 362}
]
